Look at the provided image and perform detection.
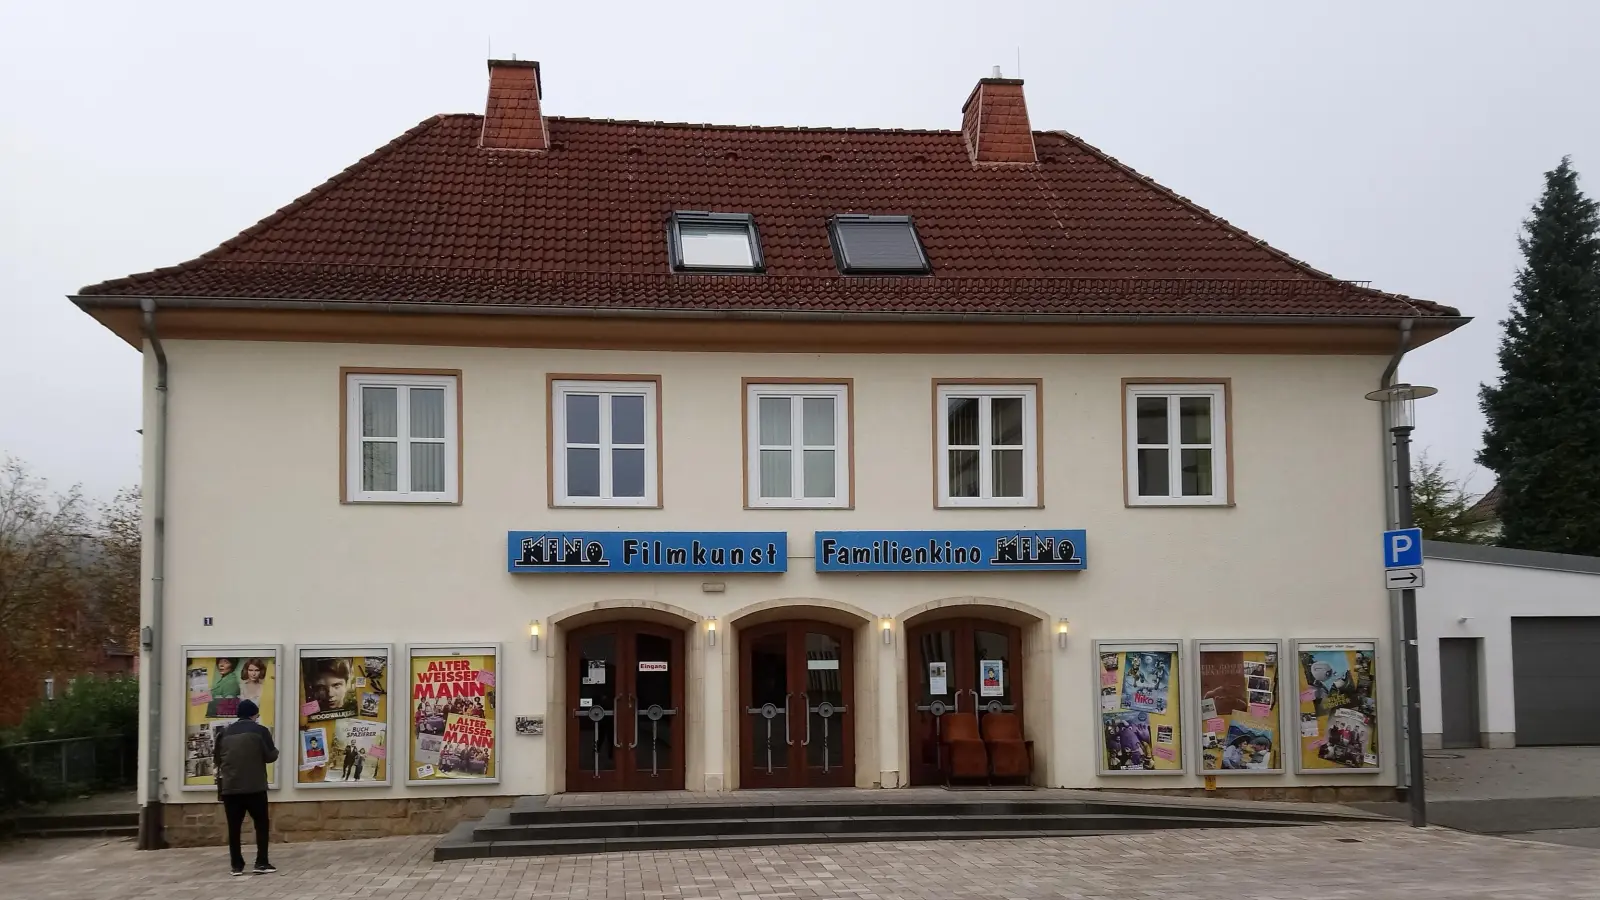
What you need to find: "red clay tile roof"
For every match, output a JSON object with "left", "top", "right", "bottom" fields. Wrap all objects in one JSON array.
[{"left": 77, "top": 114, "right": 1458, "bottom": 318}]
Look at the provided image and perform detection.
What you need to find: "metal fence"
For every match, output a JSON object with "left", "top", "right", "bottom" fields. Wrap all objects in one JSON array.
[{"left": 0, "top": 734, "right": 137, "bottom": 807}]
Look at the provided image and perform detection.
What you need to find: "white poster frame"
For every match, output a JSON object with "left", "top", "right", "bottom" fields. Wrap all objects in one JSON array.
[
  {"left": 1290, "top": 638, "right": 1383, "bottom": 776},
  {"left": 178, "top": 644, "right": 283, "bottom": 793},
  {"left": 1092, "top": 639, "right": 1187, "bottom": 776},
  {"left": 404, "top": 642, "right": 503, "bottom": 787},
  {"left": 292, "top": 643, "right": 396, "bottom": 789},
  {"left": 1190, "top": 639, "right": 1286, "bottom": 776}
]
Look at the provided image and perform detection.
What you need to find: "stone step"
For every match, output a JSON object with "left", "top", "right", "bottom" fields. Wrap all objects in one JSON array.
[
  {"left": 503, "top": 798, "right": 1335, "bottom": 827},
  {"left": 474, "top": 811, "right": 1295, "bottom": 843},
  {"left": 437, "top": 828, "right": 1142, "bottom": 860},
  {"left": 10, "top": 812, "right": 139, "bottom": 832},
  {"left": 13, "top": 824, "right": 139, "bottom": 839}
]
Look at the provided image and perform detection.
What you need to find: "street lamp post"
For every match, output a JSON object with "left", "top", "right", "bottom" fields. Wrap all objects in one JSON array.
[{"left": 1365, "top": 383, "right": 1437, "bottom": 829}]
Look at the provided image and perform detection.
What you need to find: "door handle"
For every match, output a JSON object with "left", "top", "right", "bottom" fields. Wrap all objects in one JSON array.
[
  {"left": 801, "top": 692, "right": 811, "bottom": 746},
  {"left": 629, "top": 693, "right": 640, "bottom": 750},
  {"left": 613, "top": 698, "right": 622, "bottom": 748},
  {"left": 784, "top": 692, "right": 793, "bottom": 745}
]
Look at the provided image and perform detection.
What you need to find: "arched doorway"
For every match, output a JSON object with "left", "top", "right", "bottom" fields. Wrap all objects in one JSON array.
[
  {"left": 906, "top": 617, "right": 1024, "bottom": 785},
  {"left": 565, "top": 620, "right": 686, "bottom": 791},
  {"left": 739, "top": 620, "right": 855, "bottom": 788}
]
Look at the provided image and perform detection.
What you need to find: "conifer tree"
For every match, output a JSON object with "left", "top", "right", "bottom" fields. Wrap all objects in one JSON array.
[{"left": 1478, "top": 158, "right": 1600, "bottom": 555}]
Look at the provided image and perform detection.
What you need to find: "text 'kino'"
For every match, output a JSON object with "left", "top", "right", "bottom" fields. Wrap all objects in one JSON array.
[{"left": 818, "top": 535, "right": 1082, "bottom": 567}]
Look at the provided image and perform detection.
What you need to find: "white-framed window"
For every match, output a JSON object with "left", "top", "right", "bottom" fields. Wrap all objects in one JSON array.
[
  {"left": 935, "top": 383, "right": 1039, "bottom": 507},
  {"left": 346, "top": 372, "right": 459, "bottom": 503},
  {"left": 552, "top": 379, "right": 659, "bottom": 507},
  {"left": 746, "top": 383, "right": 851, "bottom": 508},
  {"left": 1125, "top": 383, "right": 1228, "bottom": 506}
]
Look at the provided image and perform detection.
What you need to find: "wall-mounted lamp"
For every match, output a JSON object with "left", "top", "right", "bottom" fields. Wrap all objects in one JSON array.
[
  {"left": 529, "top": 620, "right": 541, "bottom": 652},
  {"left": 706, "top": 617, "right": 718, "bottom": 648},
  {"left": 1057, "top": 618, "right": 1071, "bottom": 650},
  {"left": 881, "top": 617, "right": 894, "bottom": 645}
]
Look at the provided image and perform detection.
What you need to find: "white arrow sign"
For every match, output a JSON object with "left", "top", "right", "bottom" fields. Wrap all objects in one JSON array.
[{"left": 1385, "top": 566, "right": 1425, "bottom": 590}]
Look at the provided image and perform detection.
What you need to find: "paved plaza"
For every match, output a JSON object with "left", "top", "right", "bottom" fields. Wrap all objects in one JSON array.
[{"left": 8, "top": 822, "right": 1600, "bottom": 900}]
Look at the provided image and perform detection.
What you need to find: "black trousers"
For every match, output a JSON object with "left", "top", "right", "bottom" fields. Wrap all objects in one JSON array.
[{"left": 222, "top": 791, "right": 270, "bottom": 869}]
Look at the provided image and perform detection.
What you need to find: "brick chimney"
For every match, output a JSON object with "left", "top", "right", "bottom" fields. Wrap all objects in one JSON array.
[
  {"left": 961, "top": 70, "right": 1036, "bottom": 165},
  {"left": 480, "top": 59, "right": 548, "bottom": 152}
]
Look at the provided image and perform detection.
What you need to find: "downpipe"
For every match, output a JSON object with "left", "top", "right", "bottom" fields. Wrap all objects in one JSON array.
[
  {"left": 1378, "top": 318, "right": 1416, "bottom": 812},
  {"left": 138, "top": 299, "right": 169, "bottom": 850}
]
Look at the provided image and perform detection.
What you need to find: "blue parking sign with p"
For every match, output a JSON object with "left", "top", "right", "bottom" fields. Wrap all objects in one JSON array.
[{"left": 1384, "top": 527, "right": 1423, "bottom": 568}]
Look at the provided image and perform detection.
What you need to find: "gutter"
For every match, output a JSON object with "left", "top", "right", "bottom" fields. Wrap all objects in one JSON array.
[
  {"left": 70, "top": 294, "right": 1473, "bottom": 330},
  {"left": 138, "top": 299, "right": 169, "bottom": 851}
]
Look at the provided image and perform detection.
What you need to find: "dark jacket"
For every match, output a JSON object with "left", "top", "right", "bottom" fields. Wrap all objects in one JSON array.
[{"left": 214, "top": 718, "right": 279, "bottom": 796}]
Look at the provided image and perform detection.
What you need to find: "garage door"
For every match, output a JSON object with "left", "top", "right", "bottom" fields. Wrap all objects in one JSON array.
[{"left": 1512, "top": 617, "right": 1600, "bottom": 745}]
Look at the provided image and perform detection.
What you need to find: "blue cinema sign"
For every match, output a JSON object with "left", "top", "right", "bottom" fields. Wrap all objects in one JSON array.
[
  {"left": 815, "top": 530, "right": 1086, "bottom": 573},
  {"left": 507, "top": 531, "right": 787, "bottom": 574}
]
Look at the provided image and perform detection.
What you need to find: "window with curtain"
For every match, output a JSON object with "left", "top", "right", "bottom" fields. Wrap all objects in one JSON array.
[
  {"left": 552, "top": 379, "right": 659, "bottom": 507},
  {"left": 745, "top": 383, "right": 850, "bottom": 508},
  {"left": 345, "top": 372, "right": 459, "bottom": 502},
  {"left": 934, "top": 384, "right": 1038, "bottom": 507},
  {"left": 1124, "top": 383, "right": 1228, "bottom": 506}
]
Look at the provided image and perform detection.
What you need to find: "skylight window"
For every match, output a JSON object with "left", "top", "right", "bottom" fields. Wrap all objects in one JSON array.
[
  {"left": 828, "top": 214, "right": 931, "bottom": 275},
  {"left": 668, "top": 211, "right": 764, "bottom": 273}
]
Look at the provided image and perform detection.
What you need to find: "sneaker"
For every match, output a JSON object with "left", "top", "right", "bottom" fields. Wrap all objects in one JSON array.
[
  {"left": 231, "top": 869, "right": 247, "bottom": 877},
  {"left": 253, "top": 863, "right": 277, "bottom": 875}
]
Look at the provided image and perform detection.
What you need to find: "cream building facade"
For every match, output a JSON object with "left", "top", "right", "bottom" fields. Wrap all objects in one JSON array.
[{"left": 75, "top": 59, "right": 1466, "bottom": 844}]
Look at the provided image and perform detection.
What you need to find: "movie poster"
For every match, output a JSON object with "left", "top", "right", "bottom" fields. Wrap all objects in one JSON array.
[
  {"left": 409, "top": 647, "right": 498, "bottom": 782},
  {"left": 1197, "top": 642, "right": 1281, "bottom": 772},
  {"left": 1097, "top": 644, "right": 1183, "bottom": 773},
  {"left": 182, "top": 648, "right": 278, "bottom": 788},
  {"left": 1295, "top": 641, "right": 1380, "bottom": 772},
  {"left": 296, "top": 649, "right": 390, "bottom": 785}
]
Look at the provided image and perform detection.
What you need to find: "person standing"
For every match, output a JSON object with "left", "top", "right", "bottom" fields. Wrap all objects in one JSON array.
[{"left": 213, "top": 699, "right": 279, "bottom": 876}]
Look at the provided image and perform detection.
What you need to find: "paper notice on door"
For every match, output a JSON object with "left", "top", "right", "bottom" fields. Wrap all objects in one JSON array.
[
  {"left": 639, "top": 661, "right": 669, "bottom": 672},
  {"left": 807, "top": 659, "right": 839, "bottom": 670},
  {"left": 585, "top": 661, "right": 606, "bottom": 685},
  {"left": 579, "top": 697, "right": 593, "bottom": 708},
  {"left": 980, "top": 660, "right": 1004, "bottom": 697},
  {"left": 929, "top": 661, "right": 948, "bottom": 696}
]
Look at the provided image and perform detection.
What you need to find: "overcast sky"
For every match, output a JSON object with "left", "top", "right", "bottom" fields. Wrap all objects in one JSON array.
[{"left": 3, "top": 1, "right": 1597, "bottom": 501}]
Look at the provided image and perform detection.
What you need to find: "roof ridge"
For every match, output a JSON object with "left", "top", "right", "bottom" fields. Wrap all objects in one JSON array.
[
  {"left": 454, "top": 112, "right": 964, "bottom": 136},
  {"left": 79, "top": 115, "right": 450, "bottom": 295}
]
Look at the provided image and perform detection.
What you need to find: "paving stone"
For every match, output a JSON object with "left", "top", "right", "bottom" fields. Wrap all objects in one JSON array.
[{"left": 7, "top": 824, "right": 1600, "bottom": 899}]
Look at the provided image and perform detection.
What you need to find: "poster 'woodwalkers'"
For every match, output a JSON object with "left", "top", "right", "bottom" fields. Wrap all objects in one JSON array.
[{"left": 297, "top": 650, "right": 390, "bottom": 785}]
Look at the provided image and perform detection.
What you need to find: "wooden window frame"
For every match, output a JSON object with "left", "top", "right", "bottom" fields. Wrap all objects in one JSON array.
[
  {"left": 340, "top": 368, "right": 463, "bottom": 504},
  {"left": 547, "top": 374, "right": 663, "bottom": 508},
  {"left": 1121, "top": 378, "right": 1234, "bottom": 507},
  {"left": 741, "top": 378, "right": 855, "bottom": 509},
  {"left": 930, "top": 379, "right": 1044, "bottom": 509}
]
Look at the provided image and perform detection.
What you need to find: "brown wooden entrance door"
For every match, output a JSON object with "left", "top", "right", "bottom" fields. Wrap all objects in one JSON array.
[
  {"left": 739, "top": 620, "right": 854, "bottom": 788},
  {"left": 566, "top": 622, "right": 685, "bottom": 792},
  {"left": 907, "top": 618, "right": 1024, "bottom": 785}
]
